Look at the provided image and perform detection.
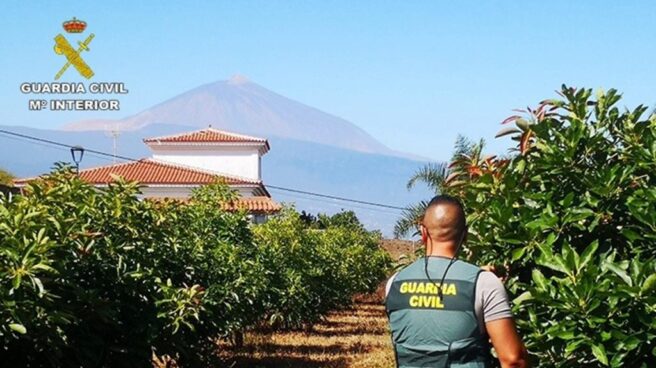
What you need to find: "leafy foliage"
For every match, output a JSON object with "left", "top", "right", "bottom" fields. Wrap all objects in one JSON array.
[
  {"left": 0, "top": 167, "right": 14, "bottom": 186},
  {"left": 448, "top": 86, "right": 656, "bottom": 366},
  {"left": 393, "top": 200, "right": 429, "bottom": 238},
  {"left": 0, "top": 166, "right": 391, "bottom": 367},
  {"left": 253, "top": 208, "right": 390, "bottom": 328},
  {"left": 0, "top": 167, "right": 262, "bottom": 366},
  {"left": 300, "top": 210, "right": 366, "bottom": 232},
  {"left": 406, "top": 162, "right": 449, "bottom": 193},
  {"left": 394, "top": 136, "right": 488, "bottom": 238}
]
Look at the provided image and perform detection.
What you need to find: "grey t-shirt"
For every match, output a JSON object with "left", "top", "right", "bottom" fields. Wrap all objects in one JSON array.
[{"left": 385, "top": 270, "right": 512, "bottom": 334}]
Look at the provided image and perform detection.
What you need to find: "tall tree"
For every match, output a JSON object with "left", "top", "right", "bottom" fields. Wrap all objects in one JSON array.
[
  {"left": 393, "top": 136, "right": 486, "bottom": 238},
  {"left": 445, "top": 86, "right": 656, "bottom": 367}
]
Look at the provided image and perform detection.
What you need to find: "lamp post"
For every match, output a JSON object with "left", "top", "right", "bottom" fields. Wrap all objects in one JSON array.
[{"left": 70, "top": 145, "right": 85, "bottom": 175}]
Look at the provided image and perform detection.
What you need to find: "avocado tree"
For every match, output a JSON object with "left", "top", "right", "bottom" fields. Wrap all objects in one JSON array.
[
  {"left": 453, "top": 86, "right": 656, "bottom": 366},
  {"left": 0, "top": 167, "right": 392, "bottom": 367}
]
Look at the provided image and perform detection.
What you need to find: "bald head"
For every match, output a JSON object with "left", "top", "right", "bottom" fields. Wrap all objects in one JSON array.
[{"left": 422, "top": 195, "right": 466, "bottom": 243}]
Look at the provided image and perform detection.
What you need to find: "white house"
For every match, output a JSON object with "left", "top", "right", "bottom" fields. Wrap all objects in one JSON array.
[
  {"left": 144, "top": 128, "right": 269, "bottom": 182},
  {"left": 15, "top": 128, "right": 281, "bottom": 221}
]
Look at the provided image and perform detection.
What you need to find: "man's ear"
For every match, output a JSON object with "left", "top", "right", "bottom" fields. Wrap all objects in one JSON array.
[{"left": 420, "top": 224, "right": 428, "bottom": 244}]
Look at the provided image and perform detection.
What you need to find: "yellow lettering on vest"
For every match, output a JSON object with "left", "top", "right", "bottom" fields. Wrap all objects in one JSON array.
[
  {"left": 444, "top": 283, "right": 457, "bottom": 296},
  {"left": 407, "top": 295, "right": 445, "bottom": 309},
  {"left": 421, "top": 296, "right": 431, "bottom": 306},
  {"left": 434, "top": 295, "right": 445, "bottom": 308},
  {"left": 400, "top": 282, "right": 456, "bottom": 298}
]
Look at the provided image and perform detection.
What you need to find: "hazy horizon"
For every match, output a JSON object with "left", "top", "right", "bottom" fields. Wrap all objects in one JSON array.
[{"left": 3, "top": 1, "right": 656, "bottom": 161}]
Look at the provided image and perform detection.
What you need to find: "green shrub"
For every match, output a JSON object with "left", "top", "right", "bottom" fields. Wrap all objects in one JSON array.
[
  {"left": 452, "top": 87, "right": 656, "bottom": 366},
  {"left": 521, "top": 244, "right": 655, "bottom": 366},
  {"left": 0, "top": 167, "right": 391, "bottom": 366},
  {"left": 0, "top": 168, "right": 265, "bottom": 367},
  {"left": 252, "top": 207, "right": 391, "bottom": 329}
]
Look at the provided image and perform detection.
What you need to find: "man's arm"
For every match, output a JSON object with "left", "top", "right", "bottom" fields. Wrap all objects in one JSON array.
[
  {"left": 486, "top": 318, "right": 529, "bottom": 368},
  {"left": 477, "top": 271, "right": 529, "bottom": 368}
]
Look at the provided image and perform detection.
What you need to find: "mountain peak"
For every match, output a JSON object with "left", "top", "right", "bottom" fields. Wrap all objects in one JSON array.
[
  {"left": 227, "top": 74, "right": 250, "bottom": 85},
  {"left": 61, "top": 76, "right": 406, "bottom": 157}
]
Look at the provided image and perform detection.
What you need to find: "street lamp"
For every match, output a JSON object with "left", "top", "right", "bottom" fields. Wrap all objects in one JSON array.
[{"left": 70, "top": 145, "right": 85, "bottom": 174}]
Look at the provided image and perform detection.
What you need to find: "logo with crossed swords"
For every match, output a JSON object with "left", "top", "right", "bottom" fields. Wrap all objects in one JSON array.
[{"left": 53, "top": 18, "right": 95, "bottom": 80}]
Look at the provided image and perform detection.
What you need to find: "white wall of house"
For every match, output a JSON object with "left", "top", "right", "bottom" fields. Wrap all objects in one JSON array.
[
  {"left": 148, "top": 144, "right": 262, "bottom": 181},
  {"left": 248, "top": 214, "right": 267, "bottom": 224}
]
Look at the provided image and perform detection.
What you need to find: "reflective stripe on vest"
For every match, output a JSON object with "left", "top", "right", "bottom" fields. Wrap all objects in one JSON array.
[{"left": 385, "top": 257, "right": 490, "bottom": 368}]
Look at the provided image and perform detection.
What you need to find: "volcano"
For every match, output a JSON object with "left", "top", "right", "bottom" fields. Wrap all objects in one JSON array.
[{"left": 63, "top": 75, "right": 403, "bottom": 156}]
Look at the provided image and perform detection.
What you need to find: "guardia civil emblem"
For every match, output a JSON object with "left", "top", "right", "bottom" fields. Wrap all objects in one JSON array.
[{"left": 53, "top": 17, "right": 95, "bottom": 80}]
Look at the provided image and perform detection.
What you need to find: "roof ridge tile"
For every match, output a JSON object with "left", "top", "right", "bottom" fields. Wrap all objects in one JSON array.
[{"left": 143, "top": 127, "right": 267, "bottom": 143}]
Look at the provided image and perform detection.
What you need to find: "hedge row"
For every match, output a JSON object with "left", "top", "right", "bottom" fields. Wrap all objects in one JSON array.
[{"left": 0, "top": 167, "right": 391, "bottom": 367}]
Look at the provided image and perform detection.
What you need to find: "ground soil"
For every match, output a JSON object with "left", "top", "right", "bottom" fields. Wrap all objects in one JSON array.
[
  {"left": 219, "top": 295, "right": 395, "bottom": 368},
  {"left": 379, "top": 238, "right": 418, "bottom": 262}
]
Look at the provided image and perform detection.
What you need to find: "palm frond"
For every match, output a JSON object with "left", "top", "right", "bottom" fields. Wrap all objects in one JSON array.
[
  {"left": 406, "top": 162, "right": 449, "bottom": 194},
  {"left": 451, "top": 135, "right": 477, "bottom": 162},
  {"left": 393, "top": 200, "right": 428, "bottom": 239},
  {"left": 453, "top": 136, "right": 486, "bottom": 157},
  {"left": 398, "top": 136, "right": 490, "bottom": 238}
]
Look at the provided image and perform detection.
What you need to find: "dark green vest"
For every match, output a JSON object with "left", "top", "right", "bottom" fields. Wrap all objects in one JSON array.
[{"left": 385, "top": 257, "right": 490, "bottom": 368}]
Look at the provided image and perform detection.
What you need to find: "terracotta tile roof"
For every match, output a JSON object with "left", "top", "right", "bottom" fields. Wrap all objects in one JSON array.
[
  {"left": 14, "top": 159, "right": 261, "bottom": 186},
  {"left": 144, "top": 128, "right": 268, "bottom": 145},
  {"left": 84, "top": 159, "right": 262, "bottom": 185},
  {"left": 222, "top": 196, "right": 282, "bottom": 214},
  {"left": 149, "top": 196, "right": 281, "bottom": 214}
]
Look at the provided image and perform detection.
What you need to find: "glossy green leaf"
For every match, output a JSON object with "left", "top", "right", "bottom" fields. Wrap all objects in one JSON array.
[
  {"left": 604, "top": 262, "right": 633, "bottom": 286},
  {"left": 578, "top": 240, "right": 599, "bottom": 272},
  {"left": 9, "top": 323, "right": 26, "bottom": 334},
  {"left": 591, "top": 343, "right": 609, "bottom": 366},
  {"left": 553, "top": 329, "right": 576, "bottom": 340},
  {"left": 511, "top": 247, "right": 526, "bottom": 261},
  {"left": 532, "top": 269, "right": 548, "bottom": 290},
  {"left": 641, "top": 274, "right": 656, "bottom": 293},
  {"left": 513, "top": 291, "right": 532, "bottom": 305}
]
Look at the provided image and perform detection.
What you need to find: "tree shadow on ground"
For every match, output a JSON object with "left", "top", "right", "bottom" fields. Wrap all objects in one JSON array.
[
  {"left": 219, "top": 301, "right": 390, "bottom": 368},
  {"left": 220, "top": 337, "right": 370, "bottom": 368},
  {"left": 312, "top": 324, "right": 389, "bottom": 337},
  {"left": 227, "top": 355, "right": 351, "bottom": 368},
  {"left": 237, "top": 341, "right": 370, "bottom": 356}
]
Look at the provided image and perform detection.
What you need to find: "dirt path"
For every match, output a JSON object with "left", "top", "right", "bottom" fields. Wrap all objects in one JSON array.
[{"left": 220, "top": 300, "right": 395, "bottom": 368}]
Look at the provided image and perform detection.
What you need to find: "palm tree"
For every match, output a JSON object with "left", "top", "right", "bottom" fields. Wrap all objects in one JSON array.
[
  {"left": 393, "top": 200, "right": 430, "bottom": 238},
  {"left": 406, "top": 162, "right": 450, "bottom": 194},
  {"left": 393, "top": 136, "right": 485, "bottom": 238},
  {"left": 448, "top": 136, "right": 488, "bottom": 185}
]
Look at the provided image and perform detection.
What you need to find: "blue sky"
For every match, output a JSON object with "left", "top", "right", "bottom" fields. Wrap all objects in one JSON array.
[{"left": 2, "top": 1, "right": 655, "bottom": 160}]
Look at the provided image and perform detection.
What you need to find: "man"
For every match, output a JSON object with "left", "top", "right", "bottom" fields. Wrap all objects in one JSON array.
[{"left": 385, "top": 195, "right": 529, "bottom": 368}]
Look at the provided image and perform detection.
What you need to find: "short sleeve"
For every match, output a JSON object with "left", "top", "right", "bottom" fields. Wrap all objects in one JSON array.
[
  {"left": 385, "top": 272, "right": 399, "bottom": 297},
  {"left": 476, "top": 271, "right": 513, "bottom": 323}
]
